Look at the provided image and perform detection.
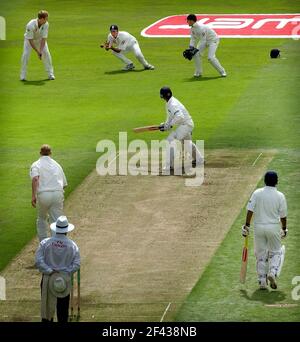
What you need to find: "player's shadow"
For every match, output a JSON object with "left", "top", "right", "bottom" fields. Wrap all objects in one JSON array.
[
  {"left": 240, "top": 289, "right": 286, "bottom": 304},
  {"left": 184, "top": 76, "right": 223, "bottom": 82},
  {"left": 22, "top": 79, "right": 49, "bottom": 86},
  {"left": 104, "top": 69, "right": 148, "bottom": 75}
]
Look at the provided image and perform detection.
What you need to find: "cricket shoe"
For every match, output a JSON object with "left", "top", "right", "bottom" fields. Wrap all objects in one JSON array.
[
  {"left": 123, "top": 63, "right": 135, "bottom": 71},
  {"left": 259, "top": 277, "right": 268, "bottom": 290},
  {"left": 194, "top": 72, "right": 202, "bottom": 78},
  {"left": 48, "top": 75, "right": 55, "bottom": 80},
  {"left": 221, "top": 72, "right": 227, "bottom": 77},
  {"left": 267, "top": 273, "right": 277, "bottom": 290},
  {"left": 144, "top": 64, "right": 155, "bottom": 70}
]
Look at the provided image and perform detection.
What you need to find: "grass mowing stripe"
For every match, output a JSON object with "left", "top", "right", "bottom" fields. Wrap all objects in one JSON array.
[{"left": 207, "top": 40, "right": 300, "bottom": 149}]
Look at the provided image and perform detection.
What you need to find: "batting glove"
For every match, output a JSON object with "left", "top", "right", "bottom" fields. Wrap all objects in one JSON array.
[
  {"left": 280, "top": 228, "right": 288, "bottom": 239},
  {"left": 241, "top": 224, "right": 250, "bottom": 237},
  {"left": 159, "top": 123, "right": 165, "bottom": 132}
]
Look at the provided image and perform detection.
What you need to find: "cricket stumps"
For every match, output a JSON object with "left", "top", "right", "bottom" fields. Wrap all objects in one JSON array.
[{"left": 69, "top": 269, "right": 80, "bottom": 321}]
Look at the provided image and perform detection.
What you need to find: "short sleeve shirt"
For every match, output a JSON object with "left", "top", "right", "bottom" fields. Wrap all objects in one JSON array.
[
  {"left": 30, "top": 156, "right": 67, "bottom": 193},
  {"left": 247, "top": 186, "right": 287, "bottom": 225},
  {"left": 24, "top": 19, "right": 49, "bottom": 40}
]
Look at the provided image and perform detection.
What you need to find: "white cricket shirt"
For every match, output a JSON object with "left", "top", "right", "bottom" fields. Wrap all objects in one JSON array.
[
  {"left": 190, "top": 22, "right": 218, "bottom": 47},
  {"left": 247, "top": 186, "right": 287, "bottom": 226},
  {"left": 30, "top": 156, "right": 67, "bottom": 193},
  {"left": 35, "top": 234, "right": 80, "bottom": 274},
  {"left": 24, "top": 18, "right": 48, "bottom": 40},
  {"left": 107, "top": 31, "right": 136, "bottom": 50},
  {"left": 164, "top": 96, "right": 194, "bottom": 130}
]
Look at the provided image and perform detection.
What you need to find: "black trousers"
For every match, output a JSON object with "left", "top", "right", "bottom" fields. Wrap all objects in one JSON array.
[
  {"left": 41, "top": 277, "right": 70, "bottom": 322},
  {"left": 56, "top": 295, "right": 70, "bottom": 322}
]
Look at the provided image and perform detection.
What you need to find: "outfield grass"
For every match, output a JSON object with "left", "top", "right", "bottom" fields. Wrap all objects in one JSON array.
[{"left": 0, "top": 0, "right": 300, "bottom": 322}]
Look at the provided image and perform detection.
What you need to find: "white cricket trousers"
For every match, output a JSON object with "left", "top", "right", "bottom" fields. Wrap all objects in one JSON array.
[
  {"left": 194, "top": 39, "right": 226, "bottom": 75},
  {"left": 20, "top": 39, "right": 54, "bottom": 79},
  {"left": 166, "top": 125, "right": 203, "bottom": 168},
  {"left": 37, "top": 191, "right": 64, "bottom": 241},
  {"left": 254, "top": 224, "right": 282, "bottom": 282},
  {"left": 111, "top": 41, "right": 150, "bottom": 67}
]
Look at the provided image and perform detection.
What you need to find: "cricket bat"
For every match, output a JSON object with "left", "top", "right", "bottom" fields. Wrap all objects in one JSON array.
[
  {"left": 133, "top": 125, "right": 160, "bottom": 133},
  {"left": 240, "top": 235, "right": 249, "bottom": 283}
]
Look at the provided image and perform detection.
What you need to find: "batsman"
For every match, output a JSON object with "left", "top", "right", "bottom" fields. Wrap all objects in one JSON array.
[
  {"left": 159, "top": 86, "right": 204, "bottom": 173},
  {"left": 242, "top": 171, "right": 288, "bottom": 290}
]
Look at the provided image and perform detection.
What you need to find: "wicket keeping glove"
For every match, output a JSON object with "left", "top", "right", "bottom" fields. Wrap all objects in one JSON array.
[
  {"left": 183, "top": 47, "right": 199, "bottom": 61},
  {"left": 241, "top": 224, "right": 250, "bottom": 237}
]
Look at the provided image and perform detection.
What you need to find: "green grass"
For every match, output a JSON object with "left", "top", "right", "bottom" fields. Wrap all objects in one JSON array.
[
  {"left": 0, "top": 0, "right": 300, "bottom": 321},
  {"left": 209, "top": 41, "right": 300, "bottom": 149}
]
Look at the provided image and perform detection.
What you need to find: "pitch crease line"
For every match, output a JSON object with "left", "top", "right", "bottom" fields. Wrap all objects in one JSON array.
[
  {"left": 160, "top": 302, "right": 171, "bottom": 322},
  {"left": 252, "top": 152, "right": 263, "bottom": 167}
]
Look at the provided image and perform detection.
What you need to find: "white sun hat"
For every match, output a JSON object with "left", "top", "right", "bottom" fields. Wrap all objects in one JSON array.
[
  {"left": 48, "top": 272, "right": 71, "bottom": 298},
  {"left": 50, "top": 216, "right": 74, "bottom": 234}
]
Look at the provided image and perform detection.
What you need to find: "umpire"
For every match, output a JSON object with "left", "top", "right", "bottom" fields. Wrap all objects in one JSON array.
[{"left": 35, "top": 216, "right": 80, "bottom": 322}]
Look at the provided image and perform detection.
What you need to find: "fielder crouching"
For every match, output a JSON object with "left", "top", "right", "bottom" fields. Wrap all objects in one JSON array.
[
  {"left": 101, "top": 24, "right": 154, "bottom": 71},
  {"left": 242, "top": 171, "right": 288, "bottom": 290}
]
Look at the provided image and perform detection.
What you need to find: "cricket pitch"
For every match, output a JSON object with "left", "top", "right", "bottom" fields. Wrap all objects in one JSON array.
[{"left": 0, "top": 149, "right": 273, "bottom": 321}]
